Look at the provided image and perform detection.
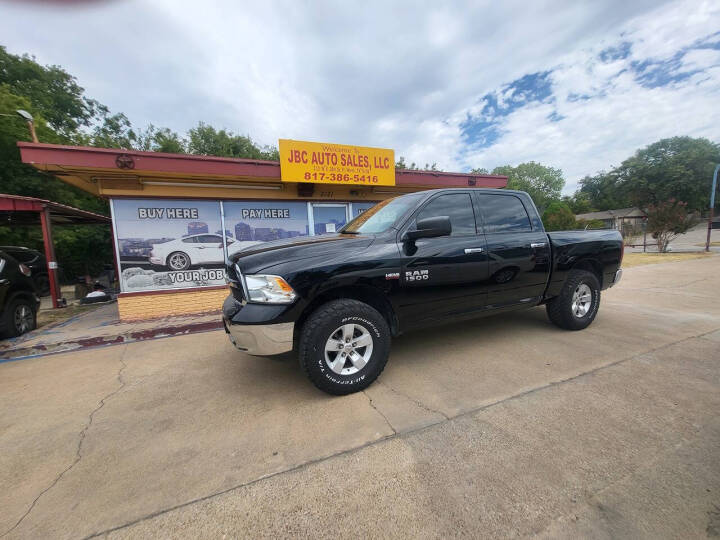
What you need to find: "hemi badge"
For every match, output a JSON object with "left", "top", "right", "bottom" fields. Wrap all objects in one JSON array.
[{"left": 385, "top": 272, "right": 400, "bottom": 280}]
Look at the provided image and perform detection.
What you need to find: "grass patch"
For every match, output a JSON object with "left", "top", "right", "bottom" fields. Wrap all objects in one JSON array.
[
  {"left": 623, "top": 252, "right": 715, "bottom": 268},
  {"left": 695, "top": 242, "right": 720, "bottom": 247},
  {"left": 37, "top": 303, "right": 104, "bottom": 328}
]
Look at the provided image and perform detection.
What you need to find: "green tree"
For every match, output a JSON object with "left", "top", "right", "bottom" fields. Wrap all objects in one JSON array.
[
  {"left": 0, "top": 46, "right": 102, "bottom": 140},
  {"left": 492, "top": 162, "right": 565, "bottom": 212},
  {"left": 0, "top": 46, "right": 297, "bottom": 282},
  {"left": 86, "top": 111, "right": 139, "bottom": 149},
  {"left": 562, "top": 192, "right": 593, "bottom": 214},
  {"left": 541, "top": 201, "right": 577, "bottom": 231},
  {"left": 614, "top": 137, "right": 720, "bottom": 212},
  {"left": 187, "top": 122, "right": 278, "bottom": 160},
  {"left": 0, "top": 52, "right": 114, "bottom": 281},
  {"left": 396, "top": 158, "right": 442, "bottom": 172},
  {"left": 576, "top": 172, "right": 631, "bottom": 211},
  {"left": 138, "top": 125, "right": 186, "bottom": 153},
  {"left": 575, "top": 137, "right": 720, "bottom": 213},
  {"left": 646, "top": 199, "right": 699, "bottom": 252}
]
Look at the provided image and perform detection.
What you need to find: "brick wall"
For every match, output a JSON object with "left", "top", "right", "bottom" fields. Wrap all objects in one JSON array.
[{"left": 118, "top": 287, "right": 228, "bottom": 320}]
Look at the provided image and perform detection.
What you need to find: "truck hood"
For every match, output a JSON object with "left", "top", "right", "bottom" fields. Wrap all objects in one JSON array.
[{"left": 231, "top": 233, "right": 375, "bottom": 274}]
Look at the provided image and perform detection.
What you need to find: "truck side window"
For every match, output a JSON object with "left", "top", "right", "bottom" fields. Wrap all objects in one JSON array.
[
  {"left": 416, "top": 193, "right": 476, "bottom": 236},
  {"left": 478, "top": 195, "right": 532, "bottom": 233}
]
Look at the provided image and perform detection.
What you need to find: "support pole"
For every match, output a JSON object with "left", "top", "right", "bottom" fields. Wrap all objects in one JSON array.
[
  {"left": 706, "top": 164, "right": 719, "bottom": 252},
  {"left": 39, "top": 206, "right": 61, "bottom": 309},
  {"left": 109, "top": 218, "right": 121, "bottom": 287}
]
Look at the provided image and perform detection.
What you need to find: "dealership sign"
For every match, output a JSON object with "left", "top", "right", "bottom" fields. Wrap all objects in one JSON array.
[{"left": 278, "top": 139, "right": 395, "bottom": 186}]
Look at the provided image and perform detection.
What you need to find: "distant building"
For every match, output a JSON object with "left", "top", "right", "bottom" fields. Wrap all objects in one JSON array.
[
  {"left": 188, "top": 221, "right": 209, "bottom": 235},
  {"left": 254, "top": 227, "right": 280, "bottom": 241},
  {"left": 576, "top": 207, "right": 646, "bottom": 230},
  {"left": 235, "top": 222, "right": 253, "bottom": 241}
]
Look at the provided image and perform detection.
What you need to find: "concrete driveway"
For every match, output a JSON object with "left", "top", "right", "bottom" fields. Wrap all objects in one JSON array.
[{"left": 1, "top": 257, "right": 719, "bottom": 539}]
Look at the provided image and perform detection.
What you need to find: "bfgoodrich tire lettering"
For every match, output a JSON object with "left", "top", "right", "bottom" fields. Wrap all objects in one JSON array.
[
  {"left": 546, "top": 269, "right": 601, "bottom": 330},
  {"left": 299, "top": 299, "right": 390, "bottom": 395}
]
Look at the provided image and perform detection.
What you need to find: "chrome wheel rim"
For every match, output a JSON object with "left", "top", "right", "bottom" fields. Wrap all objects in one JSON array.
[
  {"left": 571, "top": 283, "right": 593, "bottom": 318},
  {"left": 14, "top": 304, "right": 33, "bottom": 334},
  {"left": 324, "top": 323, "right": 374, "bottom": 375},
  {"left": 169, "top": 253, "right": 189, "bottom": 270}
]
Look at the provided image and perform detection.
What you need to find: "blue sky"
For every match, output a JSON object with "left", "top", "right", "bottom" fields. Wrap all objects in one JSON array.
[{"left": 1, "top": 0, "right": 719, "bottom": 192}]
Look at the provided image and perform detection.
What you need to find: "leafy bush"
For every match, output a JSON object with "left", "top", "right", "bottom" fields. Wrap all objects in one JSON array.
[
  {"left": 542, "top": 201, "right": 576, "bottom": 231},
  {"left": 646, "top": 199, "right": 699, "bottom": 252}
]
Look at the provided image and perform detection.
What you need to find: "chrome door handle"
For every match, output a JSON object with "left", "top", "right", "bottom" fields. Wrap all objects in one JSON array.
[
  {"left": 464, "top": 247, "right": 484, "bottom": 254},
  {"left": 530, "top": 242, "right": 547, "bottom": 248}
]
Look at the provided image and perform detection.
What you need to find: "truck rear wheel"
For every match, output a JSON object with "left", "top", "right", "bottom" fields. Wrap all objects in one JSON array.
[
  {"left": 546, "top": 269, "right": 601, "bottom": 331},
  {"left": 299, "top": 299, "right": 391, "bottom": 395}
]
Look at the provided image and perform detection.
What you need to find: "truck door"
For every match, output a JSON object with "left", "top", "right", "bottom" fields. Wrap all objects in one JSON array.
[
  {"left": 397, "top": 192, "right": 490, "bottom": 328},
  {"left": 475, "top": 193, "right": 551, "bottom": 308}
]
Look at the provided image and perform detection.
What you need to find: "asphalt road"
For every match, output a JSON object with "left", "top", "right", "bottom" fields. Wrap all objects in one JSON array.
[{"left": 1, "top": 257, "right": 719, "bottom": 539}]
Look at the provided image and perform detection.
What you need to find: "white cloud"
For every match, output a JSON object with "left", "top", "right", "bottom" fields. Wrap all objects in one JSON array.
[
  {"left": 0, "top": 0, "right": 718, "bottom": 193},
  {"left": 460, "top": 0, "right": 720, "bottom": 191}
]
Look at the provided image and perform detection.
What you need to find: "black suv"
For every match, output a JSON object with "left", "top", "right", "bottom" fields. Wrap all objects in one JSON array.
[
  {"left": 0, "top": 246, "right": 50, "bottom": 296},
  {"left": 0, "top": 250, "right": 40, "bottom": 338}
]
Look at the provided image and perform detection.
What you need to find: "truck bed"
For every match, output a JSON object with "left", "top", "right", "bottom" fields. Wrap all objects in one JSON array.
[{"left": 545, "top": 229, "right": 623, "bottom": 297}]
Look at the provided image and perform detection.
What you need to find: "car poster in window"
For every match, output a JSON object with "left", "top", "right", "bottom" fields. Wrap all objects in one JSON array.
[
  {"left": 112, "top": 199, "right": 226, "bottom": 292},
  {"left": 222, "top": 201, "right": 310, "bottom": 256}
]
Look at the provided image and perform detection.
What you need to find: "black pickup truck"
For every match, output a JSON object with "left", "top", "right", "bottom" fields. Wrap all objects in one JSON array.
[{"left": 223, "top": 188, "right": 623, "bottom": 395}]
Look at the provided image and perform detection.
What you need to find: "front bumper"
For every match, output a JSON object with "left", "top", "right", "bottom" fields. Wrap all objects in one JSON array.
[
  {"left": 610, "top": 268, "right": 622, "bottom": 288},
  {"left": 223, "top": 318, "right": 294, "bottom": 356}
]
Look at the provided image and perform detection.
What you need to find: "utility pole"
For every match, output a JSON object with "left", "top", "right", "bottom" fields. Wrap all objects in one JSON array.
[{"left": 706, "top": 164, "right": 719, "bottom": 252}]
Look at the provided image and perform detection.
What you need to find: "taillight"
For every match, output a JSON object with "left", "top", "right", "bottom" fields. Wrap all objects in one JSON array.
[{"left": 19, "top": 263, "right": 32, "bottom": 277}]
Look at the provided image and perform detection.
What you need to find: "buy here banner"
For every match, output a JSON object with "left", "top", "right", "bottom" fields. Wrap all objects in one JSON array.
[{"left": 278, "top": 139, "right": 395, "bottom": 186}]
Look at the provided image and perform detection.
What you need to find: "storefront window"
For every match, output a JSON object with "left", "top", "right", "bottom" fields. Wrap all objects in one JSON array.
[
  {"left": 112, "top": 199, "right": 226, "bottom": 292},
  {"left": 222, "top": 201, "right": 309, "bottom": 254},
  {"left": 111, "top": 198, "right": 373, "bottom": 293},
  {"left": 351, "top": 202, "right": 376, "bottom": 217}
]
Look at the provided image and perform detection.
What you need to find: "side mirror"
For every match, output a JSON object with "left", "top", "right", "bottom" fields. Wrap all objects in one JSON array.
[{"left": 403, "top": 216, "right": 452, "bottom": 241}]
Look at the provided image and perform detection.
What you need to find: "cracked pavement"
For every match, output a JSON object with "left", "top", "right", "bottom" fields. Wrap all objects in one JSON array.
[{"left": 1, "top": 256, "right": 719, "bottom": 539}]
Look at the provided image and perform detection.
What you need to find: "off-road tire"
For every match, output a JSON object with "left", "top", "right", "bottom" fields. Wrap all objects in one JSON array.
[
  {"left": 0, "top": 295, "right": 37, "bottom": 338},
  {"left": 546, "top": 269, "right": 601, "bottom": 331},
  {"left": 299, "top": 299, "right": 391, "bottom": 395}
]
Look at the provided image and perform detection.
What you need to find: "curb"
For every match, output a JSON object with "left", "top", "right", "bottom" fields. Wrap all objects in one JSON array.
[{"left": 0, "top": 320, "right": 224, "bottom": 363}]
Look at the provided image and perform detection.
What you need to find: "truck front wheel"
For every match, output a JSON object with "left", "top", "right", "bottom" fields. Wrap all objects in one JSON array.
[
  {"left": 299, "top": 299, "right": 391, "bottom": 395},
  {"left": 546, "top": 269, "right": 601, "bottom": 330}
]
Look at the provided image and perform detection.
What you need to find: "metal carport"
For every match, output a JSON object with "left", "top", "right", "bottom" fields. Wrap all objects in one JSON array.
[{"left": 0, "top": 194, "right": 111, "bottom": 308}]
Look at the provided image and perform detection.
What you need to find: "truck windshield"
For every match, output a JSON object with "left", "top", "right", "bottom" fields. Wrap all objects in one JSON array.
[{"left": 342, "top": 193, "right": 425, "bottom": 234}]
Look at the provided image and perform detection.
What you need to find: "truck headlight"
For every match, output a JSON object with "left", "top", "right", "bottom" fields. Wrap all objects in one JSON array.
[{"left": 244, "top": 274, "right": 297, "bottom": 304}]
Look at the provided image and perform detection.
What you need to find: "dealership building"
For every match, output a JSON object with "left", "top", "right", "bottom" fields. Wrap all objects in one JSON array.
[{"left": 18, "top": 141, "right": 507, "bottom": 320}]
